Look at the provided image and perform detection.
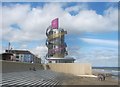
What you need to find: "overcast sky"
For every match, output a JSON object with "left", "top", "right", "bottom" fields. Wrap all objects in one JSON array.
[{"left": 1, "top": 2, "right": 118, "bottom": 67}]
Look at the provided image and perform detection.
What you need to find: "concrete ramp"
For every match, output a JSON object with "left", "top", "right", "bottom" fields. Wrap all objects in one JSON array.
[{"left": 1, "top": 70, "right": 61, "bottom": 86}]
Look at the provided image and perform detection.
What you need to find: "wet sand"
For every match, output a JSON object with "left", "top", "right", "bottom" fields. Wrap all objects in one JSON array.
[
  {"left": 56, "top": 72, "right": 119, "bottom": 85},
  {"left": 62, "top": 76, "right": 118, "bottom": 85}
]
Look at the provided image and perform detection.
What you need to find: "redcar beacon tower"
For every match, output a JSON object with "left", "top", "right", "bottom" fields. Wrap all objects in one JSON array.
[{"left": 46, "top": 18, "right": 75, "bottom": 63}]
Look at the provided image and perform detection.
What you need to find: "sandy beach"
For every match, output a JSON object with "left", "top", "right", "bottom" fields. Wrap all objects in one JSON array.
[{"left": 56, "top": 72, "right": 119, "bottom": 85}]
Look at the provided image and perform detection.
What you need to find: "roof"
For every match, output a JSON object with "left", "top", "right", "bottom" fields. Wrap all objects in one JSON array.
[
  {"left": 1, "top": 53, "right": 13, "bottom": 55},
  {"left": 6, "top": 50, "right": 32, "bottom": 54},
  {"left": 47, "top": 57, "right": 75, "bottom": 60}
]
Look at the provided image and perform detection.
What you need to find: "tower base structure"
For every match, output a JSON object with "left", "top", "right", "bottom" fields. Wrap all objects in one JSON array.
[{"left": 47, "top": 57, "right": 75, "bottom": 63}]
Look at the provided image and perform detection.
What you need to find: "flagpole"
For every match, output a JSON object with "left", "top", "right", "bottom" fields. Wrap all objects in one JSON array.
[{"left": 8, "top": 42, "right": 10, "bottom": 53}]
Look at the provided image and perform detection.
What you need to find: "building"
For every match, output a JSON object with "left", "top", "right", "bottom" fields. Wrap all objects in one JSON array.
[
  {"left": 5, "top": 50, "right": 41, "bottom": 63},
  {"left": 1, "top": 53, "right": 14, "bottom": 61},
  {"left": 46, "top": 18, "right": 75, "bottom": 63},
  {"left": 33, "top": 55, "right": 41, "bottom": 64}
]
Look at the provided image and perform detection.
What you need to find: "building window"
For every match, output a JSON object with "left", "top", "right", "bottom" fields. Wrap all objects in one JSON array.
[{"left": 16, "top": 55, "right": 19, "bottom": 58}]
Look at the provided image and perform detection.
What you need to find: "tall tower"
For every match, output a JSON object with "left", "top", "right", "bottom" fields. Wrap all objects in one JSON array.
[{"left": 46, "top": 18, "right": 75, "bottom": 63}]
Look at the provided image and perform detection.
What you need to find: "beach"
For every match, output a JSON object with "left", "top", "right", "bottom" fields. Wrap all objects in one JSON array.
[
  {"left": 1, "top": 69, "right": 119, "bottom": 86},
  {"left": 56, "top": 71, "right": 119, "bottom": 85},
  {"left": 62, "top": 75, "right": 118, "bottom": 85}
]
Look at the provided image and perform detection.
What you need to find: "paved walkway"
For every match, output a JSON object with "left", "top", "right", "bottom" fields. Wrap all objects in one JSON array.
[{"left": 1, "top": 70, "right": 63, "bottom": 87}]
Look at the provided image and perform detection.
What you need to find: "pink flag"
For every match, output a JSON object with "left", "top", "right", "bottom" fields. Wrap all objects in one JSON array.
[{"left": 51, "top": 18, "right": 58, "bottom": 29}]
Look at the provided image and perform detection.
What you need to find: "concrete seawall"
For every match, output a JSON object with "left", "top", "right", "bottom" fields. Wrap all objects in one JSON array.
[
  {"left": 47, "top": 63, "right": 92, "bottom": 75},
  {"left": 2, "top": 60, "right": 44, "bottom": 73},
  {"left": 2, "top": 61, "right": 92, "bottom": 75}
]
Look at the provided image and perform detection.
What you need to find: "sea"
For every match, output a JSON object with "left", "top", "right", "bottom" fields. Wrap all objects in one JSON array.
[{"left": 92, "top": 67, "right": 120, "bottom": 80}]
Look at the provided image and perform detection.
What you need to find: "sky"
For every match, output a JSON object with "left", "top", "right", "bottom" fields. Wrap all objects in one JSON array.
[{"left": 1, "top": 2, "right": 118, "bottom": 67}]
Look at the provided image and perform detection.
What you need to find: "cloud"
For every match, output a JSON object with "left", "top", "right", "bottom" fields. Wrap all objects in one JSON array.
[
  {"left": 0, "top": 46, "right": 3, "bottom": 53},
  {"left": 80, "top": 38, "right": 118, "bottom": 46},
  {"left": 65, "top": 3, "right": 88, "bottom": 13},
  {"left": 1, "top": 0, "right": 119, "bottom": 2},
  {"left": 30, "top": 45, "right": 47, "bottom": 63},
  {"left": 75, "top": 47, "right": 118, "bottom": 67},
  {"left": 2, "top": 3, "right": 118, "bottom": 42},
  {"left": 1, "top": 44, "right": 7, "bottom": 53}
]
